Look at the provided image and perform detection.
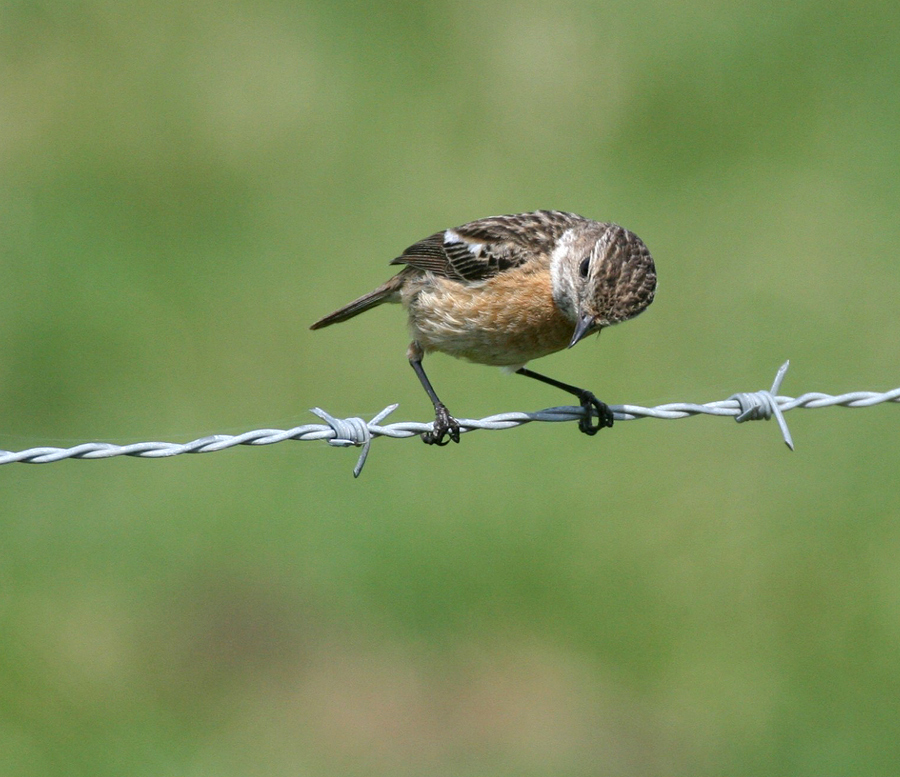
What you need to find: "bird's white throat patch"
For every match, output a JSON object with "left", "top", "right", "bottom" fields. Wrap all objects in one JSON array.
[{"left": 549, "top": 228, "right": 578, "bottom": 320}]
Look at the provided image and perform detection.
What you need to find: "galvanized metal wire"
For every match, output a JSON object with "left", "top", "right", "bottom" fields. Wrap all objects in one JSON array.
[{"left": 2, "top": 362, "right": 897, "bottom": 476}]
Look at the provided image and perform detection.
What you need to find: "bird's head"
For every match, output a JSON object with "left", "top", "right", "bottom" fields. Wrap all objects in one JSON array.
[{"left": 549, "top": 222, "right": 657, "bottom": 348}]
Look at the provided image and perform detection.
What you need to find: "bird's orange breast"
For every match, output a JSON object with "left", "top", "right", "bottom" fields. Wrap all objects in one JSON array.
[{"left": 403, "top": 267, "right": 575, "bottom": 367}]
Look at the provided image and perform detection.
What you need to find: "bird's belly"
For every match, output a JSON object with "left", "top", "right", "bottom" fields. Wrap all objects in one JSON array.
[{"left": 404, "top": 273, "right": 575, "bottom": 367}]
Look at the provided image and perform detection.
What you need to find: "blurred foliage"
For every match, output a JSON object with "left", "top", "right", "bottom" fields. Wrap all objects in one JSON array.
[{"left": 1, "top": 1, "right": 899, "bottom": 775}]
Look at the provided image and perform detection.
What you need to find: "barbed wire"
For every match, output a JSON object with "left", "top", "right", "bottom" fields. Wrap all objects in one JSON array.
[{"left": 1, "top": 362, "right": 897, "bottom": 477}]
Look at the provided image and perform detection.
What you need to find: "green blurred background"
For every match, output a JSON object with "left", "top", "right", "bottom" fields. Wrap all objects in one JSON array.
[{"left": 2, "top": 1, "right": 899, "bottom": 775}]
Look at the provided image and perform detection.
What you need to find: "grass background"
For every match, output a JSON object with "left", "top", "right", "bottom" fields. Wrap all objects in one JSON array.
[{"left": 2, "top": 1, "right": 899, "bottom": 775}]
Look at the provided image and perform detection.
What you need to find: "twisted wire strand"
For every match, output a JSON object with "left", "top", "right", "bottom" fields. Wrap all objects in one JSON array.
[{"left": 2, "top": 362, "right": 898, "bottom": 476}]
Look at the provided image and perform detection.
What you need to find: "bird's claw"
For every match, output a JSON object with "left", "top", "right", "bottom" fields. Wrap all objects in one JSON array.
[
  {"left": 422, "top": 403, "right": 461, "bottom": 445},
  {"left": 578, "top": 391, "right": 614, "bottom": 435}
]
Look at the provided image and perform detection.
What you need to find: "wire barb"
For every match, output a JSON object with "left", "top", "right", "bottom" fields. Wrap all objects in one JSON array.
[
  {"left": 310, "top": 404, "right": 398, "bottom": 478},
  {"left": 729, "top": 360, "right": 794, "bottom": 450},
  {"left": 1, "top": 362, "right": 897, "bottom": 476}
]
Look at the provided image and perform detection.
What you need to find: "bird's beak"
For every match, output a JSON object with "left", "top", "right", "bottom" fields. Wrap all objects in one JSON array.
[{"left": 568, "top": 313, "right": 596, "bottom": 349}]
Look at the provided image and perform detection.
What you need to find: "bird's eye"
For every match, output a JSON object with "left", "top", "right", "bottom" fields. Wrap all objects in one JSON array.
[{"left": 579, "top": 257, "right": 590, "bottom": 278}]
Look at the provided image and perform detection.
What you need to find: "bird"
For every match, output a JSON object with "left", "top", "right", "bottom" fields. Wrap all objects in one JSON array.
[{"left": 310, "top": 209, "right": 656, "bottom": 445}]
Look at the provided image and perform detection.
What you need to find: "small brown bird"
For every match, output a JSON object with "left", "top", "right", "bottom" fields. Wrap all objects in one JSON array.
[{"left": 311, "top": 210, "right": 656, "bottom": 445}]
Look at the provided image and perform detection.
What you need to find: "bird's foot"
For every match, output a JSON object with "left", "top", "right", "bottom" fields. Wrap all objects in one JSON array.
[
  {"left": 422, "top": 403, "right": 461, "bottom": 446},
  {"left": 577, "top": 391, "right": 614, "bottom": 435}
]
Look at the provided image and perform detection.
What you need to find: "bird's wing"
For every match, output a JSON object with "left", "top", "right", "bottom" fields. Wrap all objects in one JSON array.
[
  {"left": 389, "top": 210, "right": 584, "bottom": 282},
  {"left": 389, "top": 229, "right": 530, "bottom": 282}
]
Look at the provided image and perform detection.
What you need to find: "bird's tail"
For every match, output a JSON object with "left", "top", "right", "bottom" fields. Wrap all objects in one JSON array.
[{"left": 309, "top": 274, "right": 405, "bottom": 330}]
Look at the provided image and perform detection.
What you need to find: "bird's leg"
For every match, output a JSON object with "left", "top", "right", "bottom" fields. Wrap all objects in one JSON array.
[
  {"left": 408, "top": 342, "right": 461, "bottom": 446},
  {"left": 515, "top": 367, "right": 614, "bottom": 435}
]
